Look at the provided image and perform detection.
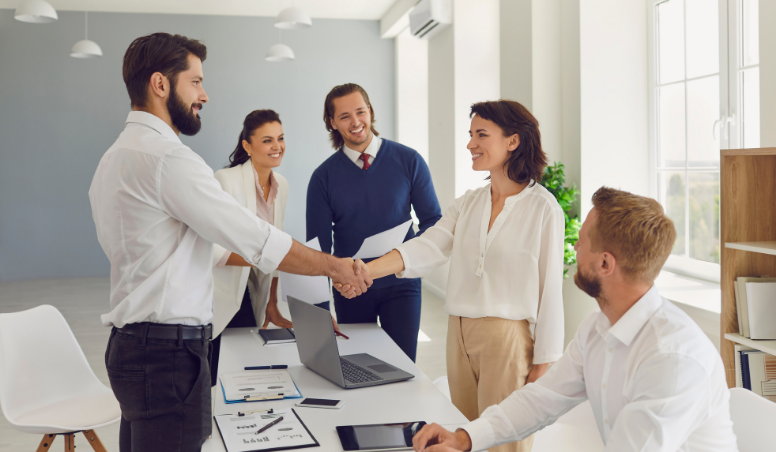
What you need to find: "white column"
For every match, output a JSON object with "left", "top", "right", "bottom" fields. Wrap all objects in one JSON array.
[
  {"left": 395, "top": 28, "right": 429, "bottom": 161},
  {"left": 759, "top": 0, "right": 776, "bottom": 146}
]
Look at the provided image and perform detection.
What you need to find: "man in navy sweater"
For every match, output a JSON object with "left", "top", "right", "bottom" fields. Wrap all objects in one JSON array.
[{"left": 307, "top": 83, "right": 442, "bottom": 362}]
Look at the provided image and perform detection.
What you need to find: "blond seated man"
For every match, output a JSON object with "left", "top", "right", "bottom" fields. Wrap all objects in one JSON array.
[{"left": 413, "top": 187, "right": 738, "bottom": 452}]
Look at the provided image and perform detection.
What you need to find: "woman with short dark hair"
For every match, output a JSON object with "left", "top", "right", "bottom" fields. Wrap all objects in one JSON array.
[{"left": 339, "top": 100, "right": 565, "bottom": 452}]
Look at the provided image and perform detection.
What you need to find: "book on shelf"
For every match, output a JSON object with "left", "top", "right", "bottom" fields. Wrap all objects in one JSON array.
[
  {"left": 736, "top": 348, "right": 776, "bottom": 403},
  {"left": 734, "top": 276, "right": 776, "bottom": 338},
  {"left": 745, "top": 282, "right": 776, "bottom": 339}
]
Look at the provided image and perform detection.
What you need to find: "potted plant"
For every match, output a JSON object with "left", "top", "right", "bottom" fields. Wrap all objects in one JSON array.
[{"left": 539, "top": 162, "right": 581, "bottom": 278}]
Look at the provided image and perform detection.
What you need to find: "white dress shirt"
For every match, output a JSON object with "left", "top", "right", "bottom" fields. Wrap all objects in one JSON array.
[
  {"left": 89, "top": 111, "right": 293, "bottom": 328},
  {"left": 395, "top": 183, "right": 565, "bottom": 364},
  {"left": 462, "top": 286, "right": 738, "bottom": 452},
  {"left": 342, "top": 135, "right": 381, "bottom": 168}
]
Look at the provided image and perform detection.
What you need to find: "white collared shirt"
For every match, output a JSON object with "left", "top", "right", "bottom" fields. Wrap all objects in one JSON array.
[
  {"left": 395, "top": 183, "right": 565, "bottom": 364},
  {"left": 342, "top": 134, "right": 381, "bottom": 168},
  {"left": 89, "top": 111, "right": 293, "bottom": 327},
  {"left": 462, "top": 286, "right": 738, "bottom": 452}
]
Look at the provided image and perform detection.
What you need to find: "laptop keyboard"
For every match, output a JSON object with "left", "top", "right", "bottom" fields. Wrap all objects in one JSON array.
[{"left": 340, "top": 358, "right": 384, "bottom": 383}]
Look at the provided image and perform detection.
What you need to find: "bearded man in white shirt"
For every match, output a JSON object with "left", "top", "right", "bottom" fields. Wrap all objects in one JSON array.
[
  {"left": 412, "top": 187, "right": 738, "bottom": 452},
  {"left": 90, "top": 33, "right": 371, "bottom": 452}
]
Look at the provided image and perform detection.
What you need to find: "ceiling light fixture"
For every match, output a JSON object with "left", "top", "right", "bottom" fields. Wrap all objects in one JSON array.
[
  {"left": 274, "top": 2, "right": 312, "bottom": 29},
  {"left": 14, "top": 0, "right": 58, "bottom": 23},
  {"left": 71, "top": 12, "right": 103, "bottom": 58}
]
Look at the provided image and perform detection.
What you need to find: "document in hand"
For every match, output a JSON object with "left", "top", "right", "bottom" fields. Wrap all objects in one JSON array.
[
  {"left": 353, "top": 219, "right": 413, "bottom": 260},
  {"left": 221, "top": 370, "right": 301, "bottom": 404},
  {"left": 279, "top": 237, "right": 330, "bottom": 304},
  {"left": 214, "top": 408, "right": 319, "bottom": 452}
]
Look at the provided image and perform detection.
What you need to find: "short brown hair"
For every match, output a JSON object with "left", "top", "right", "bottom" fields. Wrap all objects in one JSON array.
[
  {"left": 122, "top": 33, "right": 207, "bottom": 108},
  {"left": 470, "top": 99, "right": 547, "bottom": 185},
  {"left": 590, "top": 187, "right": 676, "bottom": 283},
  {"left": 323, "top": 83, "right": 379, "bottom": 150}
]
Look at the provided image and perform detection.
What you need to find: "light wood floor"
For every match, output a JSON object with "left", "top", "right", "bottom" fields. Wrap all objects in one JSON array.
[{"left": 0, "top": 278, "right": 448, "bottom": 452}]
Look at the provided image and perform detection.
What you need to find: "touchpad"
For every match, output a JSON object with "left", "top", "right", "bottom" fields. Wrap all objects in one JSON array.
[{"left": 368, "top": 364, "right": 397, "bottom": 374}]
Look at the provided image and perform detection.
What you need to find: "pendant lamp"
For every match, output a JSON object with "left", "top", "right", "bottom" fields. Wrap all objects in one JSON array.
[
  {"left": 14, "top": 0, "right": 58, "bottom": 23},
  {"left": 266, "top": 30, "right": 294, "bottom": 62},
  {"left": 274, "top": 6, "right": 312, "bottom": 29},
  {"left": 71, "top": 12, "right": 103, "bottom": 58}
]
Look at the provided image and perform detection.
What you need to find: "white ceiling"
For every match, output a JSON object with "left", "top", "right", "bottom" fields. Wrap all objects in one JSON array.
[{"left": 0, "top": 0, "right": 398, "bottom": 20}]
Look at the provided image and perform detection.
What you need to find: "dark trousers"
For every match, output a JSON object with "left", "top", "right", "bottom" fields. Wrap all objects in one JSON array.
[
  {"left": 333, "top": 279, "right": 422, "bottom": 362},
  {"left": 210, "top": 287, "right": 330, "bottom": 386},
  {"left": 105, "top": 326, "right": 212, "bottom": 452}
]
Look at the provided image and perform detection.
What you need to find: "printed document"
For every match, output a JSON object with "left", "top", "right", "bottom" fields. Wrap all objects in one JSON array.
[
  {"left": 214, "top": 408, "right": 318, "bottom": 452},
  {"left": 220, "top": 370, "right": 300, "bottom": 401}
]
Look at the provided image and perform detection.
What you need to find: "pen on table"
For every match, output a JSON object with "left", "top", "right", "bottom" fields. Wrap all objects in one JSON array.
[
  {"left": 256, "top": 416, "right": 284, "bottom": 434},
  {"left": 335, "top": 330, "right": 349, "bottom": 340},
  {"left": 238, "top": 408, "right": 274, "bottom": 417},
  {"left": 244, "top": 365, "right": 288, "bottom": 370}
]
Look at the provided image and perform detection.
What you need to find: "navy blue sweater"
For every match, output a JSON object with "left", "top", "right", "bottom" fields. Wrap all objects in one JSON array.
[{"left": 306, "top": 139, "right": 442, "bottom": 290}]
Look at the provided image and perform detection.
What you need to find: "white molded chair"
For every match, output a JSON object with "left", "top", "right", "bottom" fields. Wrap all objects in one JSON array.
[
  {"left": 730, "top": 387, "right": 776, "bottom": 452},
  {"left": 0, "top": 305, "right": 120, "bottom": 451}
]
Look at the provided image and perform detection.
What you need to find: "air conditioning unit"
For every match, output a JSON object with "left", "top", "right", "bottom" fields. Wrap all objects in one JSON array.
[{"left": 409, "top": 0, "right": 452, "bottom": 40}]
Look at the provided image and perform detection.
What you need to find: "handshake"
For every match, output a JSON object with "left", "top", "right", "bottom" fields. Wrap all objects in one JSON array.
[{"left": 329, "top": 257, "right": 372, "bottom": 299}]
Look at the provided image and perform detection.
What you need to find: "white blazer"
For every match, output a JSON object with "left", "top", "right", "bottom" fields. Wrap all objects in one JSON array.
[{"left": 211, "top": 162, "right": 289, "bottom": 337}]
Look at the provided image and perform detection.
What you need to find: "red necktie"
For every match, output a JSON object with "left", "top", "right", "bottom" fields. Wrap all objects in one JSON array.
[{"left": 359, "top": 153, "right": 371, "bottom": 170}]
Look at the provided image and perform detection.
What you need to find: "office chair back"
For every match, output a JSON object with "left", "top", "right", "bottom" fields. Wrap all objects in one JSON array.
[{"left": 730, "top": 387, "right": 776, "bottom": 451}]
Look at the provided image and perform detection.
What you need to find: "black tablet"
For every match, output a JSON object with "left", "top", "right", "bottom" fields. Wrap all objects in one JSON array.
[{"left": 336, "top": 422, "right": 427, "bottom": 451}]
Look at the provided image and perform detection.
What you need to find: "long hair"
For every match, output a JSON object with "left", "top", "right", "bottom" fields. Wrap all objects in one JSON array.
[
  {"left": 469, "top": 100, "right": 547, "bottom": 186},
  {"left": 322, "top": 83, "right": 379, "bottom": 150},
  {"left": 227, "top": 110, "right": 282, "bottom": 168}
]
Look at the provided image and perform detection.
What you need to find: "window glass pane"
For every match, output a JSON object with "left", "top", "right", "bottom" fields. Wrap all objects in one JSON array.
[
  {"left": 685, "top": 0, "right": 719, "bottom": 79},
  {"left": 688, "top": 172, "right": 720, "bottom": 263},
  {"left": 659, "top": 172, "right": 686, "bottom": 256},
  {"left": 742, "top": 68, "right": 760, "bottom": 148},
  {"left": 658, "top": 0, "right": 685, "bottom": 84},
  {"left": 742, "top": 0, "right": 759, "bottom": 67},
  {"left": 687, "top": 75, "right": 720, "bottom": 167},
  {"left": 658, "top": 83, "right": 686, "bottom": 167}
]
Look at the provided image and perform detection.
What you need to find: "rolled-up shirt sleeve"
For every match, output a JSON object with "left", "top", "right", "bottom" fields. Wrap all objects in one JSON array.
[
  {"left": 394, "top": 196, "right": 462, "bottom": 279},
  {"left": 158, "top": 149, "right": 292, "bottom": 274},
  {"left": 532, "top": 205, "right": 566, "bottom": 364}
]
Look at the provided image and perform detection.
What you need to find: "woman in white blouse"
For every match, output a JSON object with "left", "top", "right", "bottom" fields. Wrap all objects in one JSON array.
[
  {"left": 209, "top": 110, "right": 337, "bottom": 384},
  {"left": 341, "top": 100, "right": 565, "bottom": 452}
]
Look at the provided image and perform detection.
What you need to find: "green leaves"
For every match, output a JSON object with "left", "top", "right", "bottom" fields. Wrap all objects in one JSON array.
[{"left": 539, "top": 162, "right": 580, "bottom": 278}]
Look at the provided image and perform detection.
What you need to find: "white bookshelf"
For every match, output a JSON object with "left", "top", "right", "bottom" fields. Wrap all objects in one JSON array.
[
  {"left": 725, "top": 242, "right": 776, "bottom": 256},
  {"left": 724, "top": 333, "right": 776, "bottom": 356}
]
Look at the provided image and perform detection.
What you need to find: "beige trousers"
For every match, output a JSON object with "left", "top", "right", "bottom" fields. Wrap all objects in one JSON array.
[{"left": 447, "top": 316, "right": 535, "bottom": 452}]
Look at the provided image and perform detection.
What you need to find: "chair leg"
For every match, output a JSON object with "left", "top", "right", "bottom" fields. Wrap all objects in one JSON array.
[
  {"left": 36, "top": 434, "right": 56, "bottom": 452},
  {"left": 81, "top": 430, "right": 108, "bottom": 452},
  {"left": 63, "top": 433, "right": 75, "bottom": 452}
]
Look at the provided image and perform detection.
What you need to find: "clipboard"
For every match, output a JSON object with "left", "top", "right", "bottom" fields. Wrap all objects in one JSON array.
[
  {"left": 221, "top": 380, "right": 303, "bottom": 404},
  {"left": 214, "top": 408, "right": 320, "bottom": 452}
]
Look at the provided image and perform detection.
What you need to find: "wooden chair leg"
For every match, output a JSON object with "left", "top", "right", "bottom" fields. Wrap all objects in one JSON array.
[
  {"left": 81, "top": 430, "right": 108, "bottom": 452},
  {"left": 36, "top": 434, "right": 56, "bottom": 452},
  {"left": 63, "top": 433, "right": 75, "bottom": 452}
]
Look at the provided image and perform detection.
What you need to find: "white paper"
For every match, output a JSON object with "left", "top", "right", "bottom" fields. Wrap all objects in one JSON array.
[
  {"left": 215, "top": 408, "right": 316, "bottom": 452},
  {"left": 353, "top": 219, "right": 413, "bottom": 260},
  {"left": 220, "top": 371, "right": 300, "bottom": 401},
  {"left": 745, "top": 282, "right": 776, "bottom": 339},
  {"left": 279, "top": 238, "right": 330, "bottom": 304}
]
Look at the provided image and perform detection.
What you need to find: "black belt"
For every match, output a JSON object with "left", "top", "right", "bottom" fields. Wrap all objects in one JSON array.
[{"left": 117, "top": 322, "right": 212, "bottom": 341}]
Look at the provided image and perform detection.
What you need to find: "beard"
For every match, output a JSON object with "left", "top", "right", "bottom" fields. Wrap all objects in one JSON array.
[
  {"left": 574, "top": 262, "right": 603, "bottom": 300},
  {"left": 167, "top": 84, "right": 202, "bottom": 136}
]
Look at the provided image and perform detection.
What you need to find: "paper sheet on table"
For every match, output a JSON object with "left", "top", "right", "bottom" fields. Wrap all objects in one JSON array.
[
  {"left": 220, "top": 370, "right": 300, "bottom": 401},
  {"left": 214, "top": 408, "right": 318, "bottom": 452},
  {"left": 353, "top": 219, "right": 413, "bottom": 260},
  {"left": 279, "top": 238, "right": 330, "bottom": 304}
]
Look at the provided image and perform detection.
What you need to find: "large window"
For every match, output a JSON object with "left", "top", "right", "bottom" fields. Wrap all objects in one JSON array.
[{"left": 649, "top": 0, "right": 759, "bottom": 282}]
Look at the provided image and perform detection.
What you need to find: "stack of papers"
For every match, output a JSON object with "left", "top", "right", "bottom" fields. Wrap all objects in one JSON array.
[
  {"left": 221, "top": 370, "right": 301, "bottom": 403},
  {"left": 214, "top": 408, "right": 319, "bottom": 452}
]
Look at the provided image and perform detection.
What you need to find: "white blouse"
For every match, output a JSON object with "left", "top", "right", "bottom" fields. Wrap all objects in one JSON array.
[{"left": 395, "top": 183, "right": 565, "bottom": 364}]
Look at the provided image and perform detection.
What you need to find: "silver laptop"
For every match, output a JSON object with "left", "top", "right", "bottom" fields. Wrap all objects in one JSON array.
[{"left": 287, "top": 296, "right": 414, "bottom": 389}]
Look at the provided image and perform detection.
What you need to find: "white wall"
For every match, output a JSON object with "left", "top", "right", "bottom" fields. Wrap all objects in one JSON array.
[
  {"left": 759, "top": 0, "right": 776, "bottom": 146},
  {"left": 396, "top": 27, "right": 430, "bottom": 161}
]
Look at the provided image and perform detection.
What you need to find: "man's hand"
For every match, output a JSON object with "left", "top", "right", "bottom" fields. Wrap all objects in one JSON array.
[
  {"left": 526, "top": 362, "right": 549, "bottom": 384},
  {"left": 331, "top": 259, "right": 371, "bottom": 298},
  {"left": 332, "top": 315, "right": 342, "bottom": 335},
  {"left": 412, "top": 424, "right": 472, "bottom": 452}
]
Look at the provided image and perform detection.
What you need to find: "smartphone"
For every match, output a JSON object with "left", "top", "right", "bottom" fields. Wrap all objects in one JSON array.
[
  {"left": 336, "top": 422, "right": 427, "bottom": 451},
  {"left": 295, "top": 398, "right": 345, "bottom": 409}
]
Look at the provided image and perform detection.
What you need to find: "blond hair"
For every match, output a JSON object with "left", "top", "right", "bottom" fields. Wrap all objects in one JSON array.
[{"left": 590, "top": 187, "right": 676, "bottom": 284}]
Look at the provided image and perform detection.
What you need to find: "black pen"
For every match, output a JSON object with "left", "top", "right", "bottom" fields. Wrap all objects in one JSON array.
[
  {"left": 245, "top": 365, "right": 288, "bottom": 370},
  {"left": 256, "top": 416, "right": 284, "bottom": 434}
]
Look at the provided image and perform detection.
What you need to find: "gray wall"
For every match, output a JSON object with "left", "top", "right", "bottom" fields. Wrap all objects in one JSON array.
[{"left": 0, "top": 9, "right": 395, "bottom": 282}]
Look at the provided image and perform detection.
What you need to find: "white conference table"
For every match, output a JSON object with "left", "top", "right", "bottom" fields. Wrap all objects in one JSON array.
[{"left": 203, "top": 324, "right": 469, "bottom": 452}]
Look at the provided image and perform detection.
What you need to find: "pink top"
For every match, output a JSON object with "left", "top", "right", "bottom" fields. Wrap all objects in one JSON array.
[{"left": 216, "top": 165, "right": 279, "bottom": 267}]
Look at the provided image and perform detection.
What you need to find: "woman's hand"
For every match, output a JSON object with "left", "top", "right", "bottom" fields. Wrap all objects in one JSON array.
[
  {"left": 332, "top": 315, "right": 341, "bottom": 334},
  {"left": 525, "top": 362, "right": 549, "bottom": 384},
  {"left": 262, "top": 281, "right": 293, "bottom": 329}
]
